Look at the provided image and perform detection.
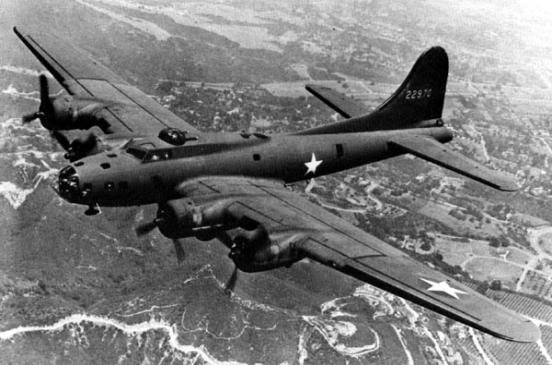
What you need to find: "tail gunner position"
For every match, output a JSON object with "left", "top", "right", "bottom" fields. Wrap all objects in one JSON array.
[{"left": 14, "top": 26, "right": 539, "bottom": 343}]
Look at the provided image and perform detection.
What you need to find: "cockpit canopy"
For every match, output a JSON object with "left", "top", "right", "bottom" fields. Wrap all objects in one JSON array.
[
  {"left": 123, "top": 129, "right": 267, "bottom": 163},
  {"left": 124, "top": 128, "right": 200, "bottom": 162},
  {"left": 125, "top": 146, "right": 172, "bottom": 162},
  {"left": 123, "top": 137, "right": 169, "bottom": 162}
]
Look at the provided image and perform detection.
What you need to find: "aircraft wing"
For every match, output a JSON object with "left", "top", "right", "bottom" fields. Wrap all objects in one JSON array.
[
  {"left": 306, "top": 84, "right": 370, "bottom": 118},
  {"left": 389, "top": 134, "right": 520, "bottom": 191},
  {"left": 179, "top": 177, "right": 539, "bottom": 342},
  {"left": 14, "top": 26, "right": 201, "bottom": 138}
]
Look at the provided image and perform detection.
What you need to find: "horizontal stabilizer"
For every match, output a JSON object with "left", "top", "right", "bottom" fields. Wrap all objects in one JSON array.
[
  {"left": 389, "top": 135, "right": 520, "bottom": 191},
  {"left": 306, "top": 84, "right": 369, "bottom": 118}
]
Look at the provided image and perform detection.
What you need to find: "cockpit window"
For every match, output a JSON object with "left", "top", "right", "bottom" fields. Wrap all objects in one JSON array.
[{"left": 143, "top": 149, "right": 172, "bottom": 163}]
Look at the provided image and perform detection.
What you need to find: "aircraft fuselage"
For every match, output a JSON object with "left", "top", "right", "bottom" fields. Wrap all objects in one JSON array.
[{"left": 58, "top": 126, "right": 452, "bottom": 208}]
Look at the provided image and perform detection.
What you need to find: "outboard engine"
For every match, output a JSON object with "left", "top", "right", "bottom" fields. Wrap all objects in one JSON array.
[{"left": 22, "top": 75, "right": 110, "bottom": 132}]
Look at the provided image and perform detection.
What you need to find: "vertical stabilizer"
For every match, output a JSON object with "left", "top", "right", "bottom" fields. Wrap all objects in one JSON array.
[
  {"left": 298, "top": 47, "right": 449, "bottom": 135},
  {"left": 374, "top": 46, "right": 448, "bottom": 126}
]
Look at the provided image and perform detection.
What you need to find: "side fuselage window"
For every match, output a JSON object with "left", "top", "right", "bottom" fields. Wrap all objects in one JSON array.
[{"left": 336, "top": 144, "right": 344, "bottom": 158}]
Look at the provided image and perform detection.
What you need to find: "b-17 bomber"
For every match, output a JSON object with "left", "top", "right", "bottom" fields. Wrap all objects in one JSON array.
[{"left": 13, "top": 26, "right": 540, "bottom": 343}]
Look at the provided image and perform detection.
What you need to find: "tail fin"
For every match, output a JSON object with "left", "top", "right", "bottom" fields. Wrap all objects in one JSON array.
[
  {"left": 297, "top": 47, "right": 449, "bottom": 135},
  {"left": 375, "top": 46, "right": 448, "bottom": 127}
]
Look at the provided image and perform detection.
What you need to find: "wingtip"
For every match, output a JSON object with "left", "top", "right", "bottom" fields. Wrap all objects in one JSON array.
[
  {"left": 481, "top": 313, "right": 541, "bottom": 343},
  {"left": 495, "top": 175, "right": 521, "bottom": 192},
  {"left": 13, "top": 26, "right": 24, "bottom": 39},
  {"left": 507, "top": 319, "right": 541, "bottom": 343},
  {"left": 499, "top": 183, "right": 521, "bottom": 192}
]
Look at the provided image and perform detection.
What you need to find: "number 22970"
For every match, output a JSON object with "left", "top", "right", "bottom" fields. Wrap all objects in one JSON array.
[{"left": 405, "top": 89, "right": 432, "bottom": 100}]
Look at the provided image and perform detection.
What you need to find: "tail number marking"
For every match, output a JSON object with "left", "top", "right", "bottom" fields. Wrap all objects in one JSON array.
[{"left": 405, "top": 89, "right": 432, "bottom": 100}]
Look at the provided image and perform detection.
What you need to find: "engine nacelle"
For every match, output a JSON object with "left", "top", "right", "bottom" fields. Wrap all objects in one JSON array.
[
  {"left": 59, "top": 133, "right": 100, "bottom": 162},
  {"left": 154, "top": 197, "right": 305, "bottom": 272},
  {"left": 42, "top": 94, "right": 110, "bottom": 132},
  {"left": 228, "top": 226, "right": 305, "bottom": 272},
  {"left": 155, "top": 198, "right": 233, "bottom": 239},
  {"left": 25, "top": 75, "right": 111, "bottom": 133}
]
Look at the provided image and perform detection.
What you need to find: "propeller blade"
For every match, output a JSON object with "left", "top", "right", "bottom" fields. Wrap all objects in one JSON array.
[
  {"left": 50, "top": 131, "right": 71, "bottom": 151},
  {"left": 21, "top": 75, "right": 50, "bottom": 125},
  {"left": 38, "top": 74, "right": 53, "bottom": 115},
  {"left": 215, "top": 231, "right": 234, "bottom": 249},
  {"left": 135, "top": 220, "right": 158, "bottom": 236},
  {"left": 172, "top": 239, "right": 185, "bottom": 263},
  {"left": 224, "top": 265, "right": 238, "bottom": 294},
  {"left": 22, "top": 111, "right": 43, "bottom": 123},
  {"left": 136, "top": 215, "right": 184, "bottom": 263}
]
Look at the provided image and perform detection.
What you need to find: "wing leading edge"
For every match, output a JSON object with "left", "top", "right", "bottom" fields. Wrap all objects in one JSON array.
[
  {"left": 306, "top": 84, "right": 370, "bottom": 119},
  {"left": 179, "top": 177, "right": 539, "bottom": 342}
]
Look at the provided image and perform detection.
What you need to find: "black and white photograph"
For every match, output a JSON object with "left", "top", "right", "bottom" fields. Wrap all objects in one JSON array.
[{"left": 1, "top": 0, "right": 552, "bottom": 363}]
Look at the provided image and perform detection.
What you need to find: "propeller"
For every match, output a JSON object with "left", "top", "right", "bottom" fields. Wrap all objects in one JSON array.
[
  {"left": 224, "top": 265, "right": 238, "bottom": 294},
  {"left": 51, "top": 131, "right": 71, "bottom": 151},
  {"left": 135, "top": 217, "right": 185, "bottom": 263},
  {"left": 135, "top": 219, "right": 159, "bottom": 236},
  {"left": 22, "top": 111, "right": 43, "bottom": 124},
  {"left": 215, "top": 231, "right": 240, "bottom": 294},
  {"left": 22, "top": 74, "right": 52, "bottom": 124},
  {"left": 215, "top": 230, "right": 234, "bottom": 249},
  {"left": 172, "top": 239, "right": 185, "bottom": 263}
]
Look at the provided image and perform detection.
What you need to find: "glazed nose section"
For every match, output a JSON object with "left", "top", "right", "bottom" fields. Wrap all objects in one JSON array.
[{"left": 58, "top": 165, "right": 80, "bottom": 201}]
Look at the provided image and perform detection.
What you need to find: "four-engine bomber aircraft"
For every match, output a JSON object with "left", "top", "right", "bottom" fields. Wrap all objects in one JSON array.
[{"left": 14, "top": 26, "right": 539, "bottom": 342}]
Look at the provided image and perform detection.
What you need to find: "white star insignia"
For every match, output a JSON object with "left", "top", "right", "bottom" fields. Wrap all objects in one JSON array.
[
  {"left": 304, "top": 153, "right": 322, "bottom": 175},
  {"left": 420, "top": 278, "right": 467, "bottom": 300}
]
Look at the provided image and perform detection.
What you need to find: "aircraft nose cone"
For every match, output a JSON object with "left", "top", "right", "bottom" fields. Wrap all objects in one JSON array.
[{"left": 57, "top": 165, "right": 80, "bottom": 201}]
